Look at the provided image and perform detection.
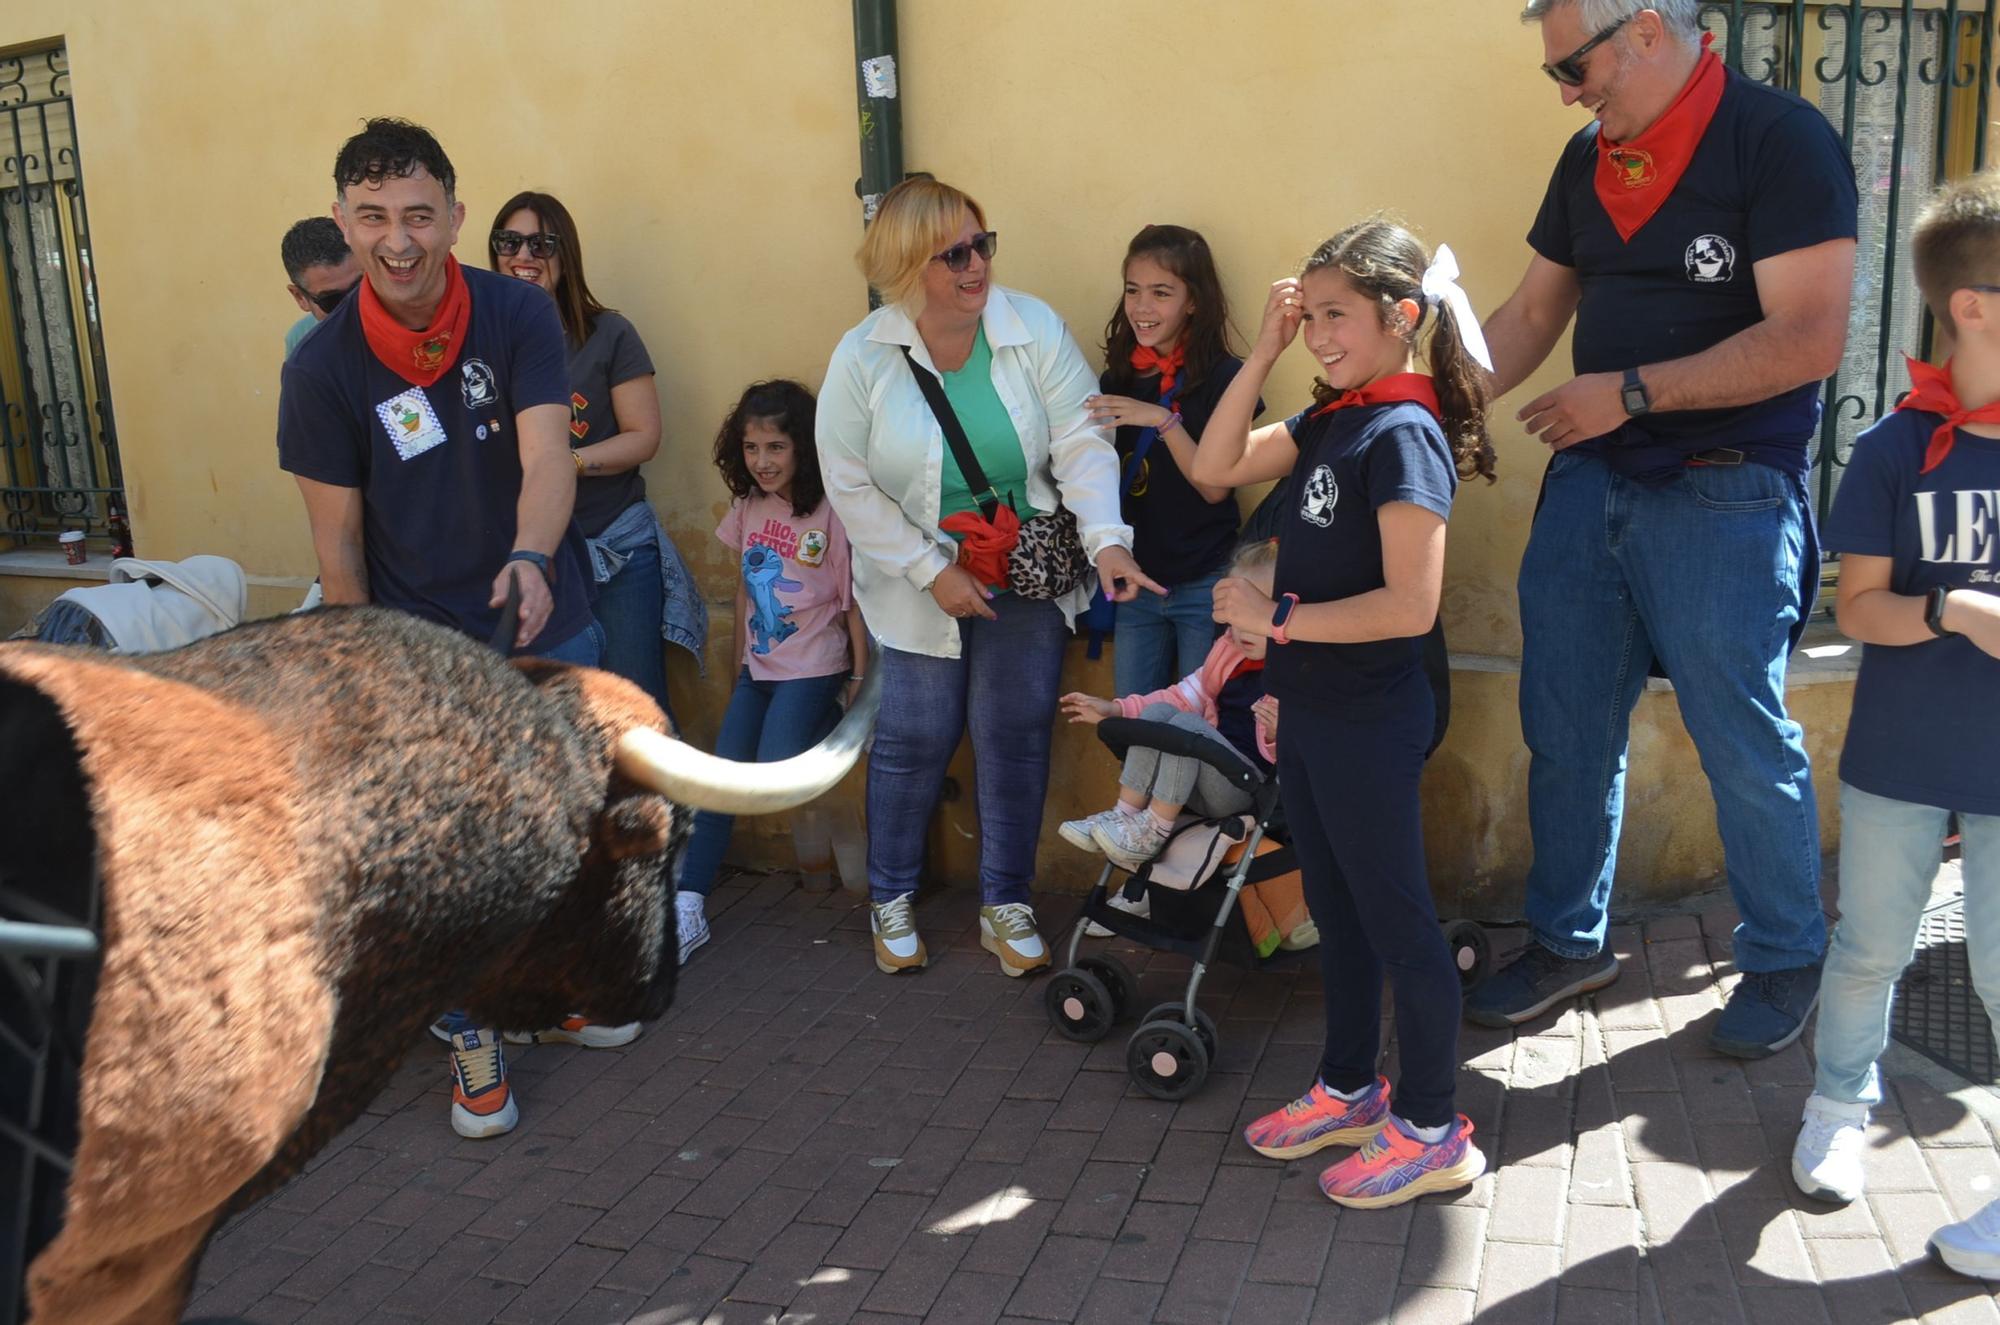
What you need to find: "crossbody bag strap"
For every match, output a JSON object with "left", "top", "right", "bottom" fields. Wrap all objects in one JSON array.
[
  {"left": 1120, "top": 378, "right": 1183, "bottom": 494},
  {"left": 901, "top": 346, "right": 1002, "bottom": 521}
]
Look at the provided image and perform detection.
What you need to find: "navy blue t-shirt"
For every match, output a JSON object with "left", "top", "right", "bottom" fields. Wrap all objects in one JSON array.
[
  {"left": 1824, "top": 408, "right": 2000, "bottom": 814},
  {"left": 1099, "top": 355, "right": 1262, "bottom": 585},
  {"left": 277, "top": 265, "right": 591, "bottom": 647},
  {"left": 1527, "top": 67, "right": 1858, "bottom": 482},
  {"left": 1215, "top": 663, "right": 1274, "bottom": 777},
  {"left": 1266, "top": 400, "right": 1457, "bottom": 714}
]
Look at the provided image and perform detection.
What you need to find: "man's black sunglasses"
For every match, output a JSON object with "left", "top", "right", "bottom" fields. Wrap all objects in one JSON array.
[
  {"left": 933, "top": 230, "right": 998, "bottom": 272},
  {"left": 491, "top": 230, "right": 561, "bottom": 259},
  {"left": 300, "top": 283, "right": 354, "bottom": 315},
  {"left": 1543, "top": 15, "right": 1629, "bottom": 86}
]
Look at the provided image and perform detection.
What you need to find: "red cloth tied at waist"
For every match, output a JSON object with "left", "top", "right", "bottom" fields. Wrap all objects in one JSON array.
[{"left": 939, "top": 503, "right": 1021, "bottom": 592}]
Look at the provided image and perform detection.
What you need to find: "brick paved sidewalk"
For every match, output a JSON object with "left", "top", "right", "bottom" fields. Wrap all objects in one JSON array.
[{"left": 185, "top": 866, "right": 2000, "bottom": 1324}]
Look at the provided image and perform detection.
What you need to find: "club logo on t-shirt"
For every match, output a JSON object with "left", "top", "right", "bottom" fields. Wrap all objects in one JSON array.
[
  {"left": 798, "top": 529, "right": 829, "bottom": 568},
  {"left": 1685, "top": 234, "right": 1737, "bottom": 284},
  {"left": 1300, "top": 465, "right": 1338, "bottom": 528},
  {"left": 460, "top": 358, "right": 497, "bottom": 411},
  {"left": 374, "top": 389, "right": 449, "bottom": 462}
]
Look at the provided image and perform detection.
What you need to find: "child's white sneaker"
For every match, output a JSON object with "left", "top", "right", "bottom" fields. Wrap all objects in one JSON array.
[
  {"left": 1084, "top": 889, "right": 1151, "bottom": 938},
  {"left": 676, "top": 890, "right": 710, "bottom": 965},
  {"left": 1791, "top": 1092, "right": 1868, "bottom": 1204},
  {"left": 1058, "top": 808, "right": 1124, "bottom": 854},
  {"left": 1091, "top": 811, "right": 1171, "bottom": 871},
  {"left": 1931, "top": 1196, "right": 2000, "bottom": 1279}
]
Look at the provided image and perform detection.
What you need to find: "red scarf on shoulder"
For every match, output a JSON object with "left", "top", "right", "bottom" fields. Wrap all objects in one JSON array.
[
  {"left": 1897, "top": 355, "right": 2000, "bottom": 474},
  {"left": 1131, "top": 343, "right": 1186, "bottom": 399},
  {"left": 1595, "top": 33, "right": 1727, "bottom": 242},
  {"left": 1311, "top": 372, "right": 1441, "bottom": 421},
  {"left": 358, "top": 255, "right": 471, "bottom": 387}
]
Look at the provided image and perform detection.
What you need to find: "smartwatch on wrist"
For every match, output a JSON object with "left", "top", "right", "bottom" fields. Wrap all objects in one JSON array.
[
  {"left": 507, "top": 549, "right": 554, "bottom": 586},
  {"left": 1925, "top": 584, "right": 1957, "bottom": 638},
  {"left": 1270, "top": 592, "right": 1300, "bottom": 645},
  {"left": 1620, "top": 367, "right": 1652, "bottom": 418}
]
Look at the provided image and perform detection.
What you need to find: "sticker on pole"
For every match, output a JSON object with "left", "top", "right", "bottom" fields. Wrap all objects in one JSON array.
[{"left": 861, "top": 55, "right": 898, "bottom": 99}]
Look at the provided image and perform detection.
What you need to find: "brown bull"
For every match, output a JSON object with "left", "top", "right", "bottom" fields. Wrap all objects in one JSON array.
[{"left": 0, "top": 605, "right": 873, "bottom": 1325}]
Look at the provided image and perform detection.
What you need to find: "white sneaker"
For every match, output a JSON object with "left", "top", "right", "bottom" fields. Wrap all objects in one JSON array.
[
  {"left": 676, "top": 891, "right": 710, "bottom": 965},
  {"left": 1058, "top": 808, "right": 1124, "bottom": 854},
  {"left": 871, "top": 893, "right": 928, "bottom": 973},
  {"left": 1091, "top": 811, "right": 1171, "bottom": 871},
  {"left": 504, "top": 1016, "right": 641, "bottom": 1048},
  {"left": 1084, "top": 889, "right": 1150, "bottom": 938},
  {"left": 1931, "top": 1196, "right": 2000, "bottom": 1279},
  {"left": 447, "top": 1027, "right": 518, "bottom": 1139},
  {"left": 980, "top": 902, "right": 1050, "bottom": 977},
  {"left": 1791, "top": 1092, "right": 1869, "bottom": 1204}
]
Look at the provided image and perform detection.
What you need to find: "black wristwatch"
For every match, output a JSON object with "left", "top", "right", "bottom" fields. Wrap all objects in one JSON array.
[
  {"left": 1925, "top": 584, "right": 1957, "bottom": 638},
  {"left": 507, "top": 549, "right": 555, "bottom": 586},
  {"left": 1621, "top": 367, "right": 1652, "bottom": 418}
]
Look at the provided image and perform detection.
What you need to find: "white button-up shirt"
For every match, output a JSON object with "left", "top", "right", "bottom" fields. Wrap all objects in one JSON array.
[{"left": 817, "top": 285, "right": 1132, "bottom": 659}]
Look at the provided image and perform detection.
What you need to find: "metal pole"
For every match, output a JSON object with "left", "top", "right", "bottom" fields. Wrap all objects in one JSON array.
[{"left": 852, "top": 0, "right": 903, "bottom": 309}]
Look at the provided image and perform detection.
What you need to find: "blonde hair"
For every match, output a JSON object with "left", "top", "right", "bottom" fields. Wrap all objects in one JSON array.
[
  {"left": 856, "top": 177, "right": 989, "bottom": 312},
  {"left": 1232, "top": 537, "right": 1280, "bottom": 577}
]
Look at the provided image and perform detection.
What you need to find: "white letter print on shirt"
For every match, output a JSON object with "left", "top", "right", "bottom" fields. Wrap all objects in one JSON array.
[
  {"left": 1300, "top": 464, "right": 1338, "bottom": 528},
  {"left": 1915, "top": 489, "right": 2000, "bottom": 564},
  {"left": 375, "top": 389, "right": 449, "bottom": 461}
]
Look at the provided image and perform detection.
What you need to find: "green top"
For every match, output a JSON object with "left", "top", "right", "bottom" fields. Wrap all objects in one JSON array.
[
  {"left": 938, "top": 326, "right": 1040, "bottom": 524},
  {"left": 283, "top": 313, "right": 317, "bottom": 359}
]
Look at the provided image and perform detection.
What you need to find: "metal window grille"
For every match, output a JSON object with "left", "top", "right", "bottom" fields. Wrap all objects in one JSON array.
[
  {"left": 1699, "top": 2, "right": 1989, "bottom": 528},
  {"left": 0, "top": 44, "right": 123, "bottom": 554}
]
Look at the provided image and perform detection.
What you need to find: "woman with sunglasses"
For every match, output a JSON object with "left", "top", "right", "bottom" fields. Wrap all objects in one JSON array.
[
  {"left": 487, "top": 192, "right": 705, "bottom": 734},
  {"left": 819, "top": 176, "right": 1162, "bottom": 979}
]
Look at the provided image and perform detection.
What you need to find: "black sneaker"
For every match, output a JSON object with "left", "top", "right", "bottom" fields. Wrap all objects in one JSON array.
[
  {"left": 1464, "top": 942, "right": 1620, "bottom": 1028},
  {"left": 1710, "top": 963, "right": 1822, "bottom": 1059}
]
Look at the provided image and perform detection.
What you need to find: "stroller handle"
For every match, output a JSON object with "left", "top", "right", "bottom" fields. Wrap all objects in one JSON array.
[{"left": 1095, "top": 717, "right": 1266, "bottom": 791}]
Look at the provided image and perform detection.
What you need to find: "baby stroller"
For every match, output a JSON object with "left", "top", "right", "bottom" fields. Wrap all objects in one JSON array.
[{"left": 1044, "top": 714, "right": 1492, "bottom": 1102}]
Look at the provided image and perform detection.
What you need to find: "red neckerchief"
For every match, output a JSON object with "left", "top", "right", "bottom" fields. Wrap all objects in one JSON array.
[
  {"left": 1897, "top": 355, "right": 2000, "bottom": 474},
  {"left": 1228, "top": 657, "right": 1266, "bottom": 679},
  {"left": 358, "top": 255, "right": 471, "bottom": 387},
  {"left": 1595, "top": 33, "right": 1726, "bottom": 243},
  {"left": 1131, "top": 342, "right": 1186, "bottom": 399},
  {"left": 1311, "top": 372, "right": 1441, "bottom": 421},
  {"left": 939, "top": 502, "right": 1021, "bottom": 591}
]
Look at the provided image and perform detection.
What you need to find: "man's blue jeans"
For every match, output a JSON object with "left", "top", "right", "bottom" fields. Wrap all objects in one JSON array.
[
  {"left": 1517, "top": 451, "right": 1825, "bottom": 973},
  {"left": 1814, "top": 784, "right": 2000, "bottom": 1105},
  {"left": 867, "top": 593, "right": 1068, "bottom": 906},
  {"left": 676, "top": 668, "right": 847, "bottom": 897},
  {"left": 1112, "top": 571, "right": 1225, "bottom": 697}
]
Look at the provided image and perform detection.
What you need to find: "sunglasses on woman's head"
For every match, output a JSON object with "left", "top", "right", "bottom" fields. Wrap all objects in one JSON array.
[
  {"left": 1542, "top": 15, "right": 1629, "bottom": 86},
  {"left": 933, "top": 231, "right": 998, "bottom": 272},
  {"left": 491, "top": 230, "right": 560, "bottom": 259}
]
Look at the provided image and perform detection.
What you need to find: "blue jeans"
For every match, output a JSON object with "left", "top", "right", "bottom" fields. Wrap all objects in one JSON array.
[
  {"left": 1814, "top": 784, "right": 2000, "bottom": 1105},
  {"left": 867, "top": 593, "right": 1068, "bottom": 906},
  {"left": 439, "top": 614, "right": 603, "bottom": 1037},
  {"left": 592, "top": 536, "right": 672, "bottom": 723},
  {"left": 1518, "top": 452, "right": 1825, "bottom": 973},
  {"left": 676, "top": 668, "right": 847, "bottom": 896},
  {"left": 1112, "top": 571, "right": 1225, "bottom": 697}
]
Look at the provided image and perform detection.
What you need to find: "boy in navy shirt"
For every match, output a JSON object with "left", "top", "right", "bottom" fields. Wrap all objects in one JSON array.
[
  {"left": 1790, "top": 172, "right": 2000, "bottom": 1280},
  {"left": 278, "top": 119, "right": 599, "bottom": 1142}
]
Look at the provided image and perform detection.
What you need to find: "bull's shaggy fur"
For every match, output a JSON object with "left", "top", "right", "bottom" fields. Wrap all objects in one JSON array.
[{"left": 0, "top": 606, "right": 681, "bottom": 1325}]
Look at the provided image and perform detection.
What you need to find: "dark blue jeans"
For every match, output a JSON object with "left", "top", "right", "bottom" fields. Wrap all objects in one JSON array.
[
  {"left": 1518, "top": 452, "right": 1825, "bottom": 973},
  {"left": 1112, "top": 571, "right": 1225, "bottom": 697},
  {"left": 592, "top": 535, "right": 672, "bottom": 724},
  {"left": 676, "top": 667, "right": 847, "bottom": 896},
  {"left": 1277, "top": 678, "right": 1459, "bottom": 1129},
  {"left": 867, "top": 593, "right": 1068, "bottom": 906}
]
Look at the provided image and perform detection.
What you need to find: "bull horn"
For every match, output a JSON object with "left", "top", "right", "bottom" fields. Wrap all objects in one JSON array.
[{"left": 614, "top": 644, "right": 881, "bottom": 815}]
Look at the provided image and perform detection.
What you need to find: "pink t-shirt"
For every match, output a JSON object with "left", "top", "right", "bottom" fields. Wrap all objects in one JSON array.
[{"left": 716, "top": 492, "right": 855, "bottom": 682}]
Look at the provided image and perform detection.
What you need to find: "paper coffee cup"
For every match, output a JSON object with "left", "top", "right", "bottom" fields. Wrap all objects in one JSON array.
[{"left": 59, "top": 530, "right": 85, "bottom": 565}]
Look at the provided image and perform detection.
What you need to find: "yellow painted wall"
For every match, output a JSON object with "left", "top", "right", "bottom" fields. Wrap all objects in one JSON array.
[{"left": 0, "top": 0, "right": 1850, "bottom": 912}]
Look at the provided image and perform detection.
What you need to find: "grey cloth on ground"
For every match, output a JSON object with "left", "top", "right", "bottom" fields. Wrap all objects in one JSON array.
[{"left": 1119, "top": 701, "right": 1256, "bottom": 817}]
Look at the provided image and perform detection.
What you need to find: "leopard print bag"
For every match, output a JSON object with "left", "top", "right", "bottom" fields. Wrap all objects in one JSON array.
[{"left": 1006, "top": 506, "right": 1090, "bottom": 600}]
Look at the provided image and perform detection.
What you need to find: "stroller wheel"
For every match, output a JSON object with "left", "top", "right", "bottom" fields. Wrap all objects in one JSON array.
[
  {"left": 1137, "top": 1001, "right": 1218, "bottom": 1061},
  {"left": 1046, "top": 968, "right": 1118, "bottom": 1043},
  {"left": 1077, "top": 954, "right": 1137, "bottom": 1020},
  {"left": 1127, "top": 1017, "right": 1211, "bottom": 1101},
  {"left": 1444, "top": 919, "right": 1491, "bottom": 990}
]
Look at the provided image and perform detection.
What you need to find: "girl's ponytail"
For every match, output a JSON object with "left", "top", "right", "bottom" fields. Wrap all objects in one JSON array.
[{"left": 1426, "top": 300, "right": 1497, "bottom": 484}]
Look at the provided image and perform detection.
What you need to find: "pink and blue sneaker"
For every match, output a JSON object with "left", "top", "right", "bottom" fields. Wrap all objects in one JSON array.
[
  {"left": 1319, "top": 1112, "right": 1485, "bottom": 1208},
  {"left": 1242, "top": 1076, "right": 1391, "bottom": 1160}
]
